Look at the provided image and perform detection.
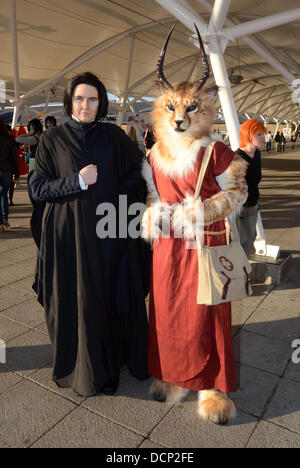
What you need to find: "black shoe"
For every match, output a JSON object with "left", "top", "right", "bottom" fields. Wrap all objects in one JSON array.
[{"left": 9, "top": 200, "right": 15, "bottom": 206}]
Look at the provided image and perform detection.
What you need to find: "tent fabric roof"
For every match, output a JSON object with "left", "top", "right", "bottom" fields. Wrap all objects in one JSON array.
[{"left": 1, "top": 0, "right": 300, "bottom": 121}]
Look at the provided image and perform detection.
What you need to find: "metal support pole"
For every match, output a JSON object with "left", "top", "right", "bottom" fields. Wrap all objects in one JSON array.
[
  {"left": 208, "top": 36, "right": 240, "bottom": 149},
  {"left": 208, "top": 0, "right": 231, "bottom": 32},
  {"left": 10, "top": 0, "right": 20, "bottom": 128},
  {"left": 117, "top": 34, "right": 135, "bottom": 126},
  {"left": 12, "top": 104, "right": 21, "bottom": 129}
]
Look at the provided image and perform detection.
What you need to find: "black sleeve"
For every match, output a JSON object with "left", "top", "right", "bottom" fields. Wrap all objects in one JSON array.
[
  {"left": 29, "top": 170, "right": 82, "bottom": 201},
  {"left": 28, "top": 133, "right": 82, "bottom": 201}
]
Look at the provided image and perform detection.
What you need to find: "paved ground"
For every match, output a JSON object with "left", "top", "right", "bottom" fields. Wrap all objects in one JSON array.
[{"left": 0, "top": 147, "right": 300, "bottom": 449}]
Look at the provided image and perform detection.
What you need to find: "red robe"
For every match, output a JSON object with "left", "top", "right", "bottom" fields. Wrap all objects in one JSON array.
[{"left": 148, "top": 141, "right": 237, "bottom": 393}]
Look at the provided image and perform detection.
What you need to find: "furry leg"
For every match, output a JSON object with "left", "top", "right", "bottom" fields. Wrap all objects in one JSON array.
[
  {"left": 151, "top": 379, "right": 189, "bottom": 404},
  {"left": 198, "top": 389, "right": 236, "bottom": 425}
]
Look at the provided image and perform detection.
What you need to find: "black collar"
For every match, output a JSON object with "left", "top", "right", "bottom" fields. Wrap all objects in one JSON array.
[{"left": 68, "top": 117, "right": 98, "bottom": 131}]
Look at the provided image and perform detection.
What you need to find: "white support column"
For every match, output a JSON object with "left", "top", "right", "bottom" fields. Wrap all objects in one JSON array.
[
  {"left": 12, "top": 104, "right": 21, "bottom": 129},
  {"left": 208, "top": 37, "right": 240, "bottom": 149},
  {"left": 156, "top": 0, "right": 207, "bottom": 32},
  {"left": 208, "top": 0, "right": 231, "bottom": 32},
  {"left": 10, "top": 0, "right": 20, "bottom": 128},
  {"left": 117, "top": 34, "right": 135, "bottom": 126}
]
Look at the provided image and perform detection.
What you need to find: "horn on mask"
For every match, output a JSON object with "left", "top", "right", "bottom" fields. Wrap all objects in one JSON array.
[
  {"left": 156, "top": 24, "right": 176, "bottom": 91},
  {"left": 194, "top": 23, "right": 210, "bottom": 91},
  {"left": 156, "top": 24, "right": 210, "bottom": 92}
]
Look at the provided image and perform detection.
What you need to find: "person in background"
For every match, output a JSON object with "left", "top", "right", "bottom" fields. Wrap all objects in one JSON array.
[
  {"left": 291, "top": 133, "right": 296, "bottom": 150},
  {"left": 274, "top": 132, "right": 281, "bottom": 152},
  {"left": 15, "top": 118, "right": 43, "bottom": 172},
  {"left": 235, "top": 119, "right": 266, "bottom": 257},
  {"left": 45, "top": 115, "right": 57, "bottom": 129},
  {"left": 6, "top": 123, "right": 19, "bottom": 206},
  {"left": 280, "top": 132, "right": 286, "bottom": 152},
  {"left": 0, "top": 118, "right": 19, "bottom": 232},
  {"left": 265, "top": 131, "right": 272, "bottom": 153}
]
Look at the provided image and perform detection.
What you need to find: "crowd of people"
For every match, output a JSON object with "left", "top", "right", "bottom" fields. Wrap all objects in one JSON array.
[{"left": 265, "top": 129, "right": 298, "bottom": 153}]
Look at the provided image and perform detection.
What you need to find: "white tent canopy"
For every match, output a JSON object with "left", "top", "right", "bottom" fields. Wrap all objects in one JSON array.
[{"left": 1, "top": 0, "right": 300, "bottom": 142}]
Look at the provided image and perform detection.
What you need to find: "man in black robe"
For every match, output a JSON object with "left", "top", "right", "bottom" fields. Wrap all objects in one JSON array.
[{"left": 28, "top": 72, "right": 151, "bottom": 397}]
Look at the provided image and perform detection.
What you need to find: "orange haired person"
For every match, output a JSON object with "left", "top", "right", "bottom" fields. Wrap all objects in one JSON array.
[{"left": 235, "top": 119, "right": 266, "bottom": 257}]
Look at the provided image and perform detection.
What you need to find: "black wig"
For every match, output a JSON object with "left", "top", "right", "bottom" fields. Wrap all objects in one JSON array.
[
  {"left": 28, "top": 118, "right": 43, "bottom": 134},
  {"left": 63, "top": 72, "right": 108, "bottom": 120},
  {"left": 45, "top": 115, "right": 57, "bottom": 127}
]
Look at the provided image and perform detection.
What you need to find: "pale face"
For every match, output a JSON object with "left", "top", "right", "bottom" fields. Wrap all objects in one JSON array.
[
  {"left": 252, "top": 131, "right": 266, "bottom": 148},
  {"left": 72, "top": 84, "right": 99, "bottom": 123}
]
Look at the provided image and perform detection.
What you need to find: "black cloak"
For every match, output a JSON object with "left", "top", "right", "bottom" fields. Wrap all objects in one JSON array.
[{"left": 29, "top": 121, "right": 151, "bottom": 396}]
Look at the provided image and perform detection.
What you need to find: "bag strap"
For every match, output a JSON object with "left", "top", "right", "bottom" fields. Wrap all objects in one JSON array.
[
  {"left": 194, "top": 139, "right": 216, "bottom": 201},
  {"left": 194, "top": 139, "right": 241, "bottom": 244}
]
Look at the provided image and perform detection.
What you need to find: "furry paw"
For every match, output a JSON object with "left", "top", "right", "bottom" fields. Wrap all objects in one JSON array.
[
  {"left": 198, "top": 390, "right": 236, "bottom": 425},
  {"left": 172, "top": 195, "right": 204, "bottom": 240},
  {"left": 151, "top": 380, "right": 189, "bottom": 404},
  {"left": 141, "top": 202, "right": 173, "bottom": 241}
]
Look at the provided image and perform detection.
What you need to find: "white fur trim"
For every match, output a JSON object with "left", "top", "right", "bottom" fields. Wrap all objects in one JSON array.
[
  {"left": 151, "top": 136, "right": 210, "bottom": 178},
  {"left": 141, "top": 201, "right": 173, "bottom": 241},
  {"left": 172, "top": 194, "right": 204, "bottom": 240}
]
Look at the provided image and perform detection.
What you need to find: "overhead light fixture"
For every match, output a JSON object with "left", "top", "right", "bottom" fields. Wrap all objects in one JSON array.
[
  {"left": 229, "top": 74, "right": 244, "bottom": 85},
  {"left": 229, "top": 38, "right": 243, "bottom": 85}
]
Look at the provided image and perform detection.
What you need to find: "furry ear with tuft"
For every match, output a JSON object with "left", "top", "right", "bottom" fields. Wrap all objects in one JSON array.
[{"left": 202, "top": 85, "right": 219, "bottom": 101}]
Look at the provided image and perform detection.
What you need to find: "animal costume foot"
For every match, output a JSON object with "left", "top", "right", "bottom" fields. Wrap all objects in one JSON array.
[
  {"left": 151, "top": 380, "right": 189, "bottom": 404},
  {"left": 198, "top": 390, "right": 236, "bottom": 425}
]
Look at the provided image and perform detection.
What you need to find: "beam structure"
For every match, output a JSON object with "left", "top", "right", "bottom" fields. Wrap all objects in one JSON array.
[
  {"left": 223, "top": 8, "right": 300, "bottom": 40},
  {"left": 196, "top": 0, "right": 296, "bottom": 84},
  {"left": 12, "top": 17, "right": 176, "bottom": 106}
]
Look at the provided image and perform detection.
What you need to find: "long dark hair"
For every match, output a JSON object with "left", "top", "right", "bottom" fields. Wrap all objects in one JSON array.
[
  {"left": 63, "top": 72, "right": 108, "bottom": 120},
  {"left": 0, "top": 118, "right": 8, "bottom": 135},
  {"left": 28, "top": 118, "right": 43, "bottom": 134}
]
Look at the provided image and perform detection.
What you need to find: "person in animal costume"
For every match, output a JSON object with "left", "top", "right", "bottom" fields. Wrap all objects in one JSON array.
[{"left": 142, "top": 26, "right": 248, "bottom": 425}]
